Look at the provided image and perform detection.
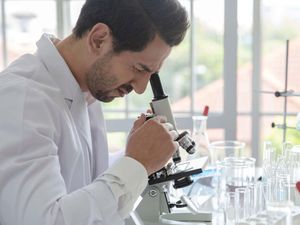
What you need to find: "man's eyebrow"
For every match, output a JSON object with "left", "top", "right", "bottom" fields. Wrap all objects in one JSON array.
[{"left": 137, "top": 63, "right": 153, "bottom": 73}]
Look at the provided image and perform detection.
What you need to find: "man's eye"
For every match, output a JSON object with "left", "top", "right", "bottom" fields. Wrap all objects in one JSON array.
[{"left": 134, "top": 67, "right": 145, "bottom": 73}]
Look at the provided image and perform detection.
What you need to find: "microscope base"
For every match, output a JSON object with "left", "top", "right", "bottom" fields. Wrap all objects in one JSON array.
[
  {"left": 159, "top": 212, "right": 212, "bottom": 225},
  {"left": 125, "top": 211, "right": 212, "bottom": 225}
]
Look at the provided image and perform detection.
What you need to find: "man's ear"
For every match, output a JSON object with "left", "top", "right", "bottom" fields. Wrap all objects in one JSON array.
[{"left": 86, "top": 23, "right": 112, "bottom": 55}]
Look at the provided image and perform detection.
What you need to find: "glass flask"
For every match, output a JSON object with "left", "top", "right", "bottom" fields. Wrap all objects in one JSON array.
[{"left": 188, "top": 115, "right": 210, "bottom": 161}]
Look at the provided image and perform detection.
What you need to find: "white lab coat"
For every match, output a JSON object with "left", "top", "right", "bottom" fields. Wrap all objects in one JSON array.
[{"left": 0, "top": 34, "right": 147, "bottom": 225}]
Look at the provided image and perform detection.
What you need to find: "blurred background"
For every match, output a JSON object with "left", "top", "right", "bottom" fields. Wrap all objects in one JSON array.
[{"left": 1, "top": 0, "right": 300, "bottom": 165}]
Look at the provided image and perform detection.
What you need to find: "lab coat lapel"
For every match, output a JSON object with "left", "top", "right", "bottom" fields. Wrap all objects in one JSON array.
[
  {"left": 70, "top": 93, "right": 94, "bottom": 176},
  {"left": 88, "top": 102, "right": 109, "bottom": 179},
  {"left": 36, "top": 34, "right": 94, "bottom": 181}
]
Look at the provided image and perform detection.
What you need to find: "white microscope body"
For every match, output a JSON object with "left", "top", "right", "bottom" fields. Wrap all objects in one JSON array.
[{"left": 125, "top": 73, "right": 211, "bottom": 225}]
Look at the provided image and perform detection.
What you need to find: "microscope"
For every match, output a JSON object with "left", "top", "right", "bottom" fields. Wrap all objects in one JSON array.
[{"left": 126, "top": 73, "right": 211, "bottom": 225}]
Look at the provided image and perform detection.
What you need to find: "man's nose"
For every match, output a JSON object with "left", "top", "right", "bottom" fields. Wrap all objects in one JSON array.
[{"left": 132, "top": 73, "right": 152, "bottom": 94}]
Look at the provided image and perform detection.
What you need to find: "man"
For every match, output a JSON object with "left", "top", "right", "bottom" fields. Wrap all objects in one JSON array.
[{"left": 0, "top": 0, "right": 189, "bottom": 224}]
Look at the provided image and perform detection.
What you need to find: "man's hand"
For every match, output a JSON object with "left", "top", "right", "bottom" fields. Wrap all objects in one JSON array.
[{"left": 126, "top": 114, "right": 178, "bottom": 175}]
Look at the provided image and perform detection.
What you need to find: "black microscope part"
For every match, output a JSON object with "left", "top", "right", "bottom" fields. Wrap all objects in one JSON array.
[{"left": 150, "top": 73, "right": 168, "bottom": 100}]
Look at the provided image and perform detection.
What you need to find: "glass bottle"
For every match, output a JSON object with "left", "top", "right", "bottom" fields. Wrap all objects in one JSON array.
[{"left": 188, "top": 115, "right": 210, "bottom": 161}]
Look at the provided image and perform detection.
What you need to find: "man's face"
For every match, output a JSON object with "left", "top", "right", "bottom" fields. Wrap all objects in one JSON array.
[
  {"left": 86, "top": 51, "right": 130, "bottom": 102},
  {"left": 86, "top": 35, "right": 172, "bottom": 102}
]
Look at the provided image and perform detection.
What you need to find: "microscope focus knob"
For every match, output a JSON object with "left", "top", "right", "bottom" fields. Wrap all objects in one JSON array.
[
  {"left": 173, "top": 176, "right": 193, "bottom": 189},
  {"left": 175, "top": 131, "right": 196, "bottom": 154}
]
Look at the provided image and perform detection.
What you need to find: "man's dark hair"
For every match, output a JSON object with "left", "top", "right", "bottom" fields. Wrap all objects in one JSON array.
[{"left": 73, "top": 0, "right": 189, "bottom": 53}]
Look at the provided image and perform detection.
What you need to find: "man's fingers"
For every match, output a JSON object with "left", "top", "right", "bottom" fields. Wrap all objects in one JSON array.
[
  {"left": 133, "top": 113, "right": 146, "bottom": 129},
  {"left": 173, "top": 141, "right": 180, "bottom": 151},
  {"left": 163, "top": 122, "right": 174, "bottom": 131},
  {"left": 152, "top": 115, "right": 167, "bottom": 123},
  {"left": 169, "top": 130, "right": 179, "bottom": 140}
]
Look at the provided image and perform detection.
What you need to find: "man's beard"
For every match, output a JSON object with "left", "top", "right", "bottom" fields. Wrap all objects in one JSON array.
[
  {"left": 94, "top": 83, "right": 133, "bottom": 102},
  {"left": 86, "top": 52, "right": 133, "bottom": 102}
]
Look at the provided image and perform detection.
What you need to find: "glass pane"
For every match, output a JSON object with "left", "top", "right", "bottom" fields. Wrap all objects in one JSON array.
[
  {"left": 70, "top": 0, "right": 84, "bottom": 28},
  {"left": 261, "top": 0, "right": 300, "bottom": 114},
  {"left": 102, "top": 97, "right": 126, "bottom": 115},
  {"left": 103, "top": 111, "right": 126, "bottom": 120},
  {"left": 5, "top": 0, "right": 56, "bottom": 64},
  {"left": 287, "top": 44, "right": 300, "bottom": 114},
  {"left": 208, "top": 128, "right": 224, "bottom": 142},
  {"left": 237, "top": 116, "right": 252, "bottom": 157},
  {"left": 260, "top": 115, "right": 300, "bottom": 155},
  {"left": 237, "top": 0, "right": 253, "bottom": 113},
  {"left": 107, "top": 132, "right": 127, "bottom": 153},
  {"left": 160, "top": 37, "right": 191, "bottom": 113},
  {"left": 128, "top": 85, "right": 152, "bottom": 114},
  {"left": 260, "top": 41, "right": 285, "bottom": 114},
  {"left": 170, "top": 0, "right": 225, "bottom": 115},
  {"left": 193, "top": 0, "right": 224, "bottom": 114}
]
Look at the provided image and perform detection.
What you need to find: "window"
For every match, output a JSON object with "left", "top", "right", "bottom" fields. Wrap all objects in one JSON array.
[
  {"left": 2, "top": 0, "right": 298, "bottom": 164},
  {"left": 260, "top": 0, "right": 300, "bottom": 154},
  {"left": 3, "top": 0, "right": 56, "bottom": 66}
]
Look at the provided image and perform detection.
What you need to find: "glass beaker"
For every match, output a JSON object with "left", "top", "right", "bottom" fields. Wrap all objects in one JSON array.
[
  {"left": 188, "top": 115, "right": 210, "bottom": 161},
  {"left": 209, "top": 140, "right": 245, "bottom": 166},
  {"left": 216, "top": 157, "right": 256, "bottom": 214}
]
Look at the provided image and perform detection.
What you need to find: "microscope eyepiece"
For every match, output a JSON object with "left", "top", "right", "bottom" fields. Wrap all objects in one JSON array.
[{"left": 150, "top": 73, "right": 167, "bottom": 100}]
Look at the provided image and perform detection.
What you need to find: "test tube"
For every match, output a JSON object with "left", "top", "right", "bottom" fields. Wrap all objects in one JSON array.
[
  {"left": 254, "top": 181, "right": 266, "bottom": 215},
  {"left": 225, "top": 192, "right": 236, "bottom": 225},
  {"left": 235, "top": 187, "right": 250, "bottom": 222}
]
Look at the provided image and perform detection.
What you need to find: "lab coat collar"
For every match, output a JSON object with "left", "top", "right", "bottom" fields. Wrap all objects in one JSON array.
[{"left": 36, "top": 33, "right": 83, "bottom": 106}]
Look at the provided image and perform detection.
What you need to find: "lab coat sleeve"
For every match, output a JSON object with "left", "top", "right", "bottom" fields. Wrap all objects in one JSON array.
[
  {"left": 0, "top": 78, "right": 147, "bottom": 225},
  {"left": 60, "top": 157, "right": 148, "bottom": 224},
  {"left": 96, "top": 156, "right": 148, "bottom": 218}
]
